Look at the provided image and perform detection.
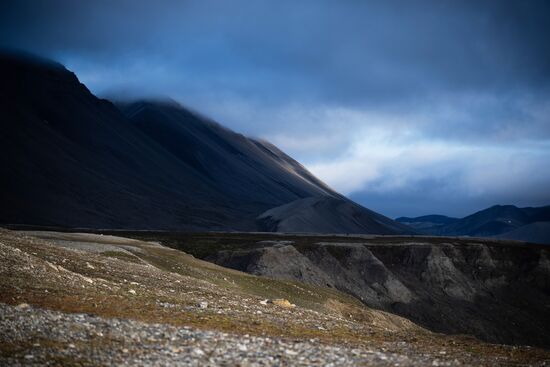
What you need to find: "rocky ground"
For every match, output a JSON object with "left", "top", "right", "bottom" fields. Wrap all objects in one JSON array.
[
  {"left": 1, "top": 229, "right": 549, "bottom": 366},
  {"left": 1, "top": 303, "right": 460, "bottom": 367}
]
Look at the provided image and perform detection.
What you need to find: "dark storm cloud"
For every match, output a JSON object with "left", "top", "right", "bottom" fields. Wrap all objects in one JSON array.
[
  {"left": 2, "top": 0, "right": 549, "bottom": 101},
  {"left": 1, "top": 0, "right": 549, "bottom": 216}
]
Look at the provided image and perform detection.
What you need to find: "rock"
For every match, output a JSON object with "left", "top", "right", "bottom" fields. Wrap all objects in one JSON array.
[
  {"left": 16, "top": 303, "right": 30, "bottom": 310},
  {"left": 81, "top": 275, "right": 94, "bottom": 284},
  {"left": 192, "top": 348, "right": 205, "bottom": 356},
  {"left": 171, "top": 346, "right": 181, "bottom": 353},
  {"left": 129, "top": 289, "right": 136, "bottom": 295}
]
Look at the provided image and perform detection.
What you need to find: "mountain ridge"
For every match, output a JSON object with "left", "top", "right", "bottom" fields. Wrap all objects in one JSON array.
[
  {"left": 396, "top": 204, "right": 550, "bottom": 243},
  {"left": 0, "top": 51, "right": 411, "bottom": 235}
]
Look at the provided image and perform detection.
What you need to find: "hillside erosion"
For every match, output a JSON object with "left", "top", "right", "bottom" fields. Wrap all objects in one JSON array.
[{"left": 157, "top": 232, "right": 550, "bottom": 348}]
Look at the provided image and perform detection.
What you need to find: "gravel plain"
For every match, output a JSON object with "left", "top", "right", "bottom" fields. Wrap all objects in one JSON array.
[{"left": 0, "top": 303, "right": 457, "bottom": 367}]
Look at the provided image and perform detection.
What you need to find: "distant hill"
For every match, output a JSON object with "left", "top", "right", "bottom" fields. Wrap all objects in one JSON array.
[
  {"left": 493, "top": 222, "right": 550, "bottom": 244},
  {"left": 258, "top": 196, "right": 412, "bottom": 234},
  {"left": 0, "top": 51, "right": 411, "bottom": 234},
  {"left": 395, "top": 215, "right": 458, "bottom": 233},
  {"left": 433, "top": 205, "right": 525, "bottom": 236},
  {"left": 397, "top": 205, "right": 550, "bottom": 244}
]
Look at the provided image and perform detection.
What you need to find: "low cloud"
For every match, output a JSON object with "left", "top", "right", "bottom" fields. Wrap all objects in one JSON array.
[{"left": 266, "top": 102, "right": 550, "bottom": 216}]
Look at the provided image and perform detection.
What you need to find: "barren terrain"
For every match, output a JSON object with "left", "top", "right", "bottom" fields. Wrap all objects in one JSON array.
[{"left": 1, "top": 229, "right": 549, "bottom": 366}]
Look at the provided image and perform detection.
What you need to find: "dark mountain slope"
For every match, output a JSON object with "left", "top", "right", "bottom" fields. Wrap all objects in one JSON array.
[
  {"left": 0, "top": 52, "right": 235, "bottom": 229},
  {"left": 395, "top": 215, "right": 458, "bottom": 233},
  {"left": 257, "top": 196, "right": 413, "bottom": 234},
  {"left": 396, "top": 215, "right": 458, "bottom": 225},
  {"left": 118, "top": 100, "right": 335, "bottom": 209},
  {"left": 0, "top": 52, "right": 410, "bottom": 234},
  {"left": 438, "top": 205, "right": 530, "bottom": 236},
  {"left": 494, "top": 222, "right": 550, "bottom": 244},
  {"left": 396, "top": 205, "right": 550, "bottom": 242},
  {"left": 523, "top": 205, "right": 550, "bottom": 222}
]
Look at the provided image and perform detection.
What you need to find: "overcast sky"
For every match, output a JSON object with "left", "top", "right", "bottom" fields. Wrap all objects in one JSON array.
[{"left": 2, "top": 0, "right": 549, "bottom": 218}]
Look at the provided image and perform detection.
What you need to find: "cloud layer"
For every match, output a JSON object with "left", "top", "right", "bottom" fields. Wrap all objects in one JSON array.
[{"left": 1, "top": 0, "right": 549, "bottom": 217}]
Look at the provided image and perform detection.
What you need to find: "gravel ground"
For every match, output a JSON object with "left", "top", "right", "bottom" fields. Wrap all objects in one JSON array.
[
  {"left": 2, "top": 229, "right": 549, "bottom": 366},
  {"left": 0, "top": 303, "right": 457, "bottom": 367}
]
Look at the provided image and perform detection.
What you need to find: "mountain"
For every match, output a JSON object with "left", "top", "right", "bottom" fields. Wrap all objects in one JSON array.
[
  {"left": 395, "top": 214, "right": 458, "bottom": 233},
  {"left": 493, "top": 222, "right": 550, "bottom": 244},
  {"left": 438, "top": 205, "right": 531, "bottom": 236},
  {"left": 0, "top": 51, "right": 410, "bottom": 234},
  {"left": 258, "top": 196, "right": 412, "bottom": 234},
  {"left": 397, "top": 205, "right": 550, "bottom": 243},
  {"left": 117, "top": 100, "right": 335, "bottom": 211}
]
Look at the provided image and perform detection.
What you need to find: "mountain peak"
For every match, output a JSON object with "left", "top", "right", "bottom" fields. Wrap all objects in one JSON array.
[
  {"left": 0, "top": 54, "right": 409, "bottom": 235},
  {"left": 0, "top": 49, "right": 66, "bottom": 71}
]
